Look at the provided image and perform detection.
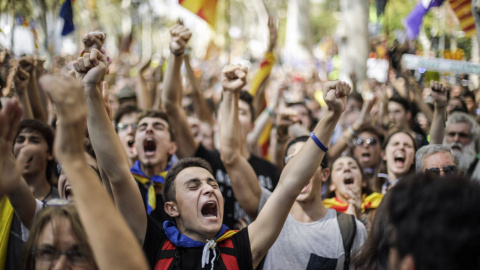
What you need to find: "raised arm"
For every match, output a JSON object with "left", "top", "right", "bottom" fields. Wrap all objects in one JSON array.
[
  {"left": 19, "top": 56, "right": 47, "bottom": 122},
  {"left": 42, "top": 75, "right": 149, "bottom": 270},
  {"left": 12, "top": 66, "right": 34, "bottom": 120},
  {"left": 71, "top": 47, "right": 146, "bottom": 243},
  {"left": 135, "top": 58, "right": 153, "bottom": 110},
  {"left": 248, "top": 81, "right": 350, "bottom": 268},
  {"left": 0, "top": 99, "right": 38, "bottom": 229},
  {"left": 219, "top": 65, "right": 262, "bottom": 219},
  {"left": 429, "top": 81, "right": 449, "bottom": 144},
  {"left": 161, "top": 21, "right": 198, "bottom": 158}
]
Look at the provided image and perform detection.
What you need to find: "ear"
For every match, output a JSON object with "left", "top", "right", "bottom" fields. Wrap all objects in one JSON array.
[
  {"left": 322, "top": 168, "right": 330, "bottom": 182},
  {"left": 47, "top": 150, "right": 54, "bottom": 161},
  {"left": 400, "top": 254, "right": 415, "bottom": 270},
  {"left": 406, "top": 111, "right": 412, "bottom": 122},
  {"left": 381, "top": 150, "right": 386, "bottom": 161},
  {"left": 329, "top": 183, "right": 336, "bottom": 193},
  {"left": 164, "top": 202, "right": 179, "bottom": 218},
  {"left": 168, "top": 142, "right": 178, "bottom": 156}
]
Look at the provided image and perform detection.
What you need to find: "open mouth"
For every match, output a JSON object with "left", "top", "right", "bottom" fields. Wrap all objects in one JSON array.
[
  {"left": 344, "top": 175, "right": 354, "bottom": 185},
  {"left": 394, "top": 153, "right": 406, "bottom": 165},
  {"left": 201, "top": 201, "right": 218, "bottom": 218},
  {"left": 451, "top": 145, "right": 462, "bottom": 151},
  {"left": 127, "top": 139, "right": 135, "bottom": 148},
  {"left": 143, "top": 138, "right": 157, "bottom": 156}
]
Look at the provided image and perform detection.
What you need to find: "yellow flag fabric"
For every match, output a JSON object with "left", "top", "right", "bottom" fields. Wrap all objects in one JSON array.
[
  {"left": 249, "top": 52, "right": 276, "bottom": 97},
  {"left": 0, "top": 196, "right": 14, "bottom": 269},
  {"left": 179, "top": 0, "right": 217, "bottom": 27},
  {"left": 448, "top": 0, "right": 476, "bottom": 37}
]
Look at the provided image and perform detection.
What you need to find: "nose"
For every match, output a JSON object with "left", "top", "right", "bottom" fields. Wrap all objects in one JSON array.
[
  {"left": 52, "top": 254, "right": 71, "bottom": 270},
  {"left": 453, "top": 134, "right": 461, "bottom": 142},
  {"left": 203, "top": 184, "right": 215, "bottom": 195}
]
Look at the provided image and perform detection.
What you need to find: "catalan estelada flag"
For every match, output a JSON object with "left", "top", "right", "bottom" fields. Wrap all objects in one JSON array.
[
  {"left": 448, "top": 0, "right": 476, "bottom": 37},
  {"left": 179, "top": 0, "right": 217, "bottom": 27}
]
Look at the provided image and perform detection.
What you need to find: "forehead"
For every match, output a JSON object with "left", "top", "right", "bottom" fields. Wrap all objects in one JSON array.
[
  {"left": 333, "top": 156, "right": 356, "bottom": 167},
  {"left": 238, "top": 100, "right": 252, "bottom": 113},
  {"left": 37, "top": 216, "right": 77, "bottom": 245},
  {"left": 175, "top": 166, "right": 215, "bottom": 186},
  {"left": 358, "top": 131, "right": 378, "bottom": 140},
  {"left": 388, "top": 101, "right": 405, "bottom": 111},
  {"left": 286, "top": 141, "right": 305, "bottom": 156},
  {"left": 16, "top": 130, "right": 46, "bottom": 141},
  {"left": 424, "top": 151, "right": 455, "bottom": 165},
  {"left": 119, "top": 112, "right": 138, "bottom": 123},
  {"left": 137, "top": 116, "right": 169, "bottom": 127},
  {"left": 388, "top": 132, "right": 413, "bottom": 144},
  {"left": 446, "top": 122, "right": 471, "bottom": 133}
]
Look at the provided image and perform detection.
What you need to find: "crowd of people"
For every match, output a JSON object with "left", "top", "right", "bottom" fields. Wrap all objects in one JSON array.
[{"left": 1, "top": 17, "right": 480, "bottom": 270}]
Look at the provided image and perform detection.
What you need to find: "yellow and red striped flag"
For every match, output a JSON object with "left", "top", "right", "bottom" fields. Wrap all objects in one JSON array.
[
  {"left": 179, "top": 0, "right": 217, "bottom": 27},
  {"left": 448, "top": 0, "right": 476, "bottom": 37}
]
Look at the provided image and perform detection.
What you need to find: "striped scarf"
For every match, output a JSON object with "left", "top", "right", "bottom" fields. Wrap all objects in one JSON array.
[{"left": 323, "top": 192, "right": 384, "bottom": 213}]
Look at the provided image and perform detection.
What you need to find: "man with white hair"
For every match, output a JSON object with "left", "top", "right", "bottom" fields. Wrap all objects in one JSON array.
[
  {"left": 442, "top": 112, "right": 479, "bottom": 174},
  {"left": 415, "top": 144, "right": 459, "bottom": 176}
]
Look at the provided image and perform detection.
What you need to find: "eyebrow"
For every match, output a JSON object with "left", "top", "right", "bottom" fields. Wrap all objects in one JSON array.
[{"left": 184, "top": 177, "right": 217, "bottom": 186}]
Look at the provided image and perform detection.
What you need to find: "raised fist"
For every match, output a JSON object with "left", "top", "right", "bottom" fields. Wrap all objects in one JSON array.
[
  {"left": 72, "top": 48, "right": 108, "bottom": 88},
  {"left": 19, "top": 56, "right": 34, "bottom": 74},
  {"left": 169, "top": 21, "right": 192, "bottom": 55},
  {"left": 221, "top": 65, "right": 247, "bottom": 93},
  {"left": 430, "top": 81, "right": 449, "bottom": 108},
  {"left": 82, "top": 32, "right": 106, "bottom": 53},
  {"left": 13, "top": 67, "right": 30, "bottom": 95},
  {"left": 323, "top": 81, "right": 351, "bottom": 113}
]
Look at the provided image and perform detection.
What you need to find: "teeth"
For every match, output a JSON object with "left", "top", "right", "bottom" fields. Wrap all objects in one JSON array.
[
  {"left": 65, "top": 186, "right": 72, "bottom": 191},
  {"left": 146, "top": 138, "right": 153, "bottom": 142}
]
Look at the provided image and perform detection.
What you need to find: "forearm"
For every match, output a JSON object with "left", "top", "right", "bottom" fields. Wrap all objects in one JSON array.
[
  {"left": 62, "top": 159, "right": 148, "bottom": 270},
  {"left": 328, "top": 133, "right": 351, "bottom": 161},
  {"left": 219, "top": 92, "right": 242, "bottom": 164},
  {"left": 135, "top": 75, "right": 152, "bottom": 110},
  {"left": 246, "top": 109, "right": 273, "bottom": 152},
  {"left": 413, "top": 91, "right": 433, "bottom": 121},
  {"left": 17, "top": 92, "right": 33, "bottom": 120},
  {"left": 429, "top": 105, "right": 446, "bottom": 144},
  {"left": 7, "top": 178, "right": 37, "bottom": 229},
  {"left": 162, "top": 53, "right": 184, "bottom": 109},
  {"left": 27, "top": 77, "right": 47, "bottom": 122}
]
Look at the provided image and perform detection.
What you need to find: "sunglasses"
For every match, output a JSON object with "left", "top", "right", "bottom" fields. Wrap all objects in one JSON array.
[
  {"left": 424, "top": 165, "right": 458, "bottom": 176},
  {"left": 353, "top": 137, "right": 377, "bottom": 146}
]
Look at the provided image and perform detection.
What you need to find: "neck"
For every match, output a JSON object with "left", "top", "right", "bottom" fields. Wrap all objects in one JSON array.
[
  {"left": 25, "top": 173, "right": 52, "bottom": 200},
  {"left": 290, "top": 198, "right": 328, "bottom": 223},
  {"left": 140, "top": 159, "right": 167, "bottom": 178},
  {"left": 387, "top": 168, "right": 402, "bottom": 182}
]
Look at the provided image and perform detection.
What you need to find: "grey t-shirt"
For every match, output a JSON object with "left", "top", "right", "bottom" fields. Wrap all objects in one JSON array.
[{"left": 258, "top": 188, "right": 367, "bottom": 270}]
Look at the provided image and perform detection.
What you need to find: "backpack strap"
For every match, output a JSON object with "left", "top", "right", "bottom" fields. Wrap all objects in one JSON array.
[
  {"left": 336, "top": 211, "right": 357, "bottom": 270},
  {"left": 218, "top": 238, "right": 239, "bottom": 270},
  {"left": 155, "top": 239, "right": 177, "bottom": 270}
]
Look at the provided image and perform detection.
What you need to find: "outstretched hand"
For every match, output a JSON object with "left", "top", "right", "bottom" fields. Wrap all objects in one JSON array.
[
  {"left": 0, "top": 99, "right": 24, "bottom": 193},
  {"left": 221, "top": 65, "right": 248, "bottom": 93},
  {"left": 430, "top": 81, "right": 449, "bottom": 108},
  {"left": 72, "top": 48, "right": 108, "bottom": 88},
  {"left": 323, "top": 81, "right": 351, "bottom": 113},
  {"left": 169, "top": 20, "right": 192, "bottom": 55},
  {"left": 82, "top": 32, "right": 106, "bottom": 53}
]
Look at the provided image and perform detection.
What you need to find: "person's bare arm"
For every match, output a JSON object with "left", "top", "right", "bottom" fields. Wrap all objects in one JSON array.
[
  {"left": 184, "top": 53, "right": 214, "bottom": 125},
  {"left": 248, "top": 81, "right": 351, "bottom": 268},
  {"left": 42, "top": 75, "right": 149, "bottom": 270},
  {"left": 70, "top": 48, "right": 147, "bottom": 243},
  {"left": 0, "top": 100, "right": 37, "bottom": 230},
  {"left": 407, "top": 73, "right": 433, "bottom": 121},
  {"left": 12, "top": 66, "right": 34, "bottom": 120},
  {"left": 19, "top": 56, "right": 47, "bottom": 122},
  {"left": 135, "top": 58, "right": 153, "bottom": 110},
  {"left": 219, "top": 65, "right": 262, "bottom": 219},
  {"left": 162, "top": 21, "right": 198, "bottom": 158},
  {"left": 429, "top": 81, "right": 449, "bottom": 144}
]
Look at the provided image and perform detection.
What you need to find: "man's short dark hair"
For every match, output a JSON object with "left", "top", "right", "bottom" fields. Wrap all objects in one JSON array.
[
  {"left": 16, "top": 119, "right": 55, "bottom": 181},
  {"left": 285, "top": 135, "right": 328, "bottom": 168},
  {"left": 388, "top": 174, "right": 480, "bottom": 270},
  {"left": 239, "top": 90, "right": 255, "bottom": 122},
  {"left": 163, "top": 157, "right": 213, "bottom": 203},
  {"left": 348, "top": 92, "right": 364, "bottom": 107},
  {"left": 136, "top": 110, "right": 175, "bottom": 142},
  {"left": 389, "top": 96, "right": 411, "bottom": 112},
  {"left": 114, "top": 105, "right": 141, "bottom": 131}
]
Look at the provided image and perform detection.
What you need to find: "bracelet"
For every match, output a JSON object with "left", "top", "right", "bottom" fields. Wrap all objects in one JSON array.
[
  {"left": 170, "top": 47, "right": 184, "bottom": 56},
  {"left": 310, "top": 132, "right": 329, "bottom": 152}
]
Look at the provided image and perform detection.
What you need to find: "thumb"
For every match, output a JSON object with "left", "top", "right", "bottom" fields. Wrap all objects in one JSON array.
[{"left": 16, "top": 146, "right": 34, "bottom": 170}]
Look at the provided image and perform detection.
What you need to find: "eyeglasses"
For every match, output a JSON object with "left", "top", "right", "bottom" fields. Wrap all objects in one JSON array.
[
  {"left": 116, "top": 122, "right": 137, "bottom": 131},
  {"left": 353, "top": 137, "right": 377, "bottom": 146},
  {"left": 446, "top": 132, "right": 470, "bottom": 139},
  {"left": 424, "top": 165, "right": 458, "bottom": 176},
  {"left": 31, "top": 247, "right": 89, "bottom": 266}
]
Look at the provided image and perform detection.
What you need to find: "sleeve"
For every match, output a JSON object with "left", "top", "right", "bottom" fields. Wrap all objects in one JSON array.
[
  {"left": 232, "top": 228, "right": 254, "bottom": 270},
  {"left": 143, "top": 216, "right": 166, "bottom": 268},
  {"left": 257, "top": 187, "right": 272, "bottom": 214},
  {"left": 21, "top": 199, "right": 43, "bottom": 242}
]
